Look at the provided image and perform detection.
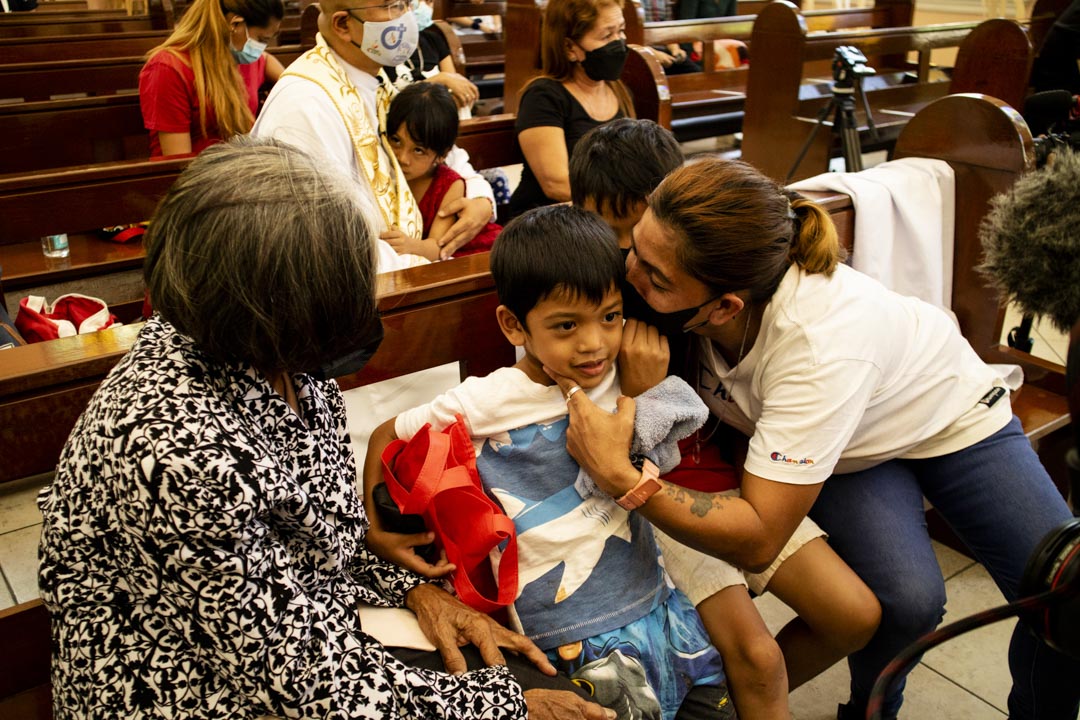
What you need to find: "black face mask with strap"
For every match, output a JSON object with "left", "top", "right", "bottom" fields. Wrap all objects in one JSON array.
[
  {"left": 309, "top": 321, "right": 385, "bottom": 380},
  {"left": 580, "top": 39, "right": 629, "bottom": 82}
]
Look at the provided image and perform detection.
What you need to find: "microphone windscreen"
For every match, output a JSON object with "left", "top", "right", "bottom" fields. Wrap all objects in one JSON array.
[
  {"left": 1023, "top": 90, "right": 1075, "bottom": 136},
  {"left": 978, "top": 149, "right": 1080, "bottom": 332}
]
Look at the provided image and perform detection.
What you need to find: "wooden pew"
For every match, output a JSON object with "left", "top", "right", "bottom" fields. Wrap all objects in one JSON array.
[
  {"left": 0, "top": 95, "right": 1066, "bottom": 718},
  {"left": 0, "top": 599, "right": 51, "bottom": 720},
  {"left": 0, "top": 109, "right": 522, "bottom": 330},
  {"left": 0, "top": 43, "right": 308, "bottom": 101},
  {"left": 0, "top": 0, "right": 173, "bottom": 37},
  {"left": 622, "top": 0, "right": 926, "bottom": 142},
  {"left": 0, "top": 157, "right": 188, "bottom": 313},
  {"left": 741, "top": 1, "right": 1036, "bottom": 182},
  {"left": 0, "top": 44, "right": 306, "bottom": 167},
  {"left": 431, "top": 0, "right": 505, "bottom": 77},
  {"left": 0, "top": 5, "right": 314, "bottom": 101},
  {"left": 0, "top": 29, "right": 168, "bottom": 64},
  {"left": 0, "top": 95, "right": 147, "bottom": 174}
]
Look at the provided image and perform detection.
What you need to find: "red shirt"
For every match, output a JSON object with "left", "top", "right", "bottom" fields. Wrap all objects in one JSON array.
[{"left": 139, "top": 49, "right": 267, "bottom": 157}]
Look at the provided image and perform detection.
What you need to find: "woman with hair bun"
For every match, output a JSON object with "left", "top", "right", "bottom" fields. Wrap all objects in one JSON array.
[
  {"left": 139, "top": 0, "right": 286, "bottom": 157},
  {"left": 551, "top": 156, "right": 1080, "bottom": 720}
]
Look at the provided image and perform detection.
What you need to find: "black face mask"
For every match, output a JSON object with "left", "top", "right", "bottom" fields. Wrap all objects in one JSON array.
[
  {"left": 310, "top": 321, "right": 385, "bottom": 380},
  {"left": 619, "top": 271, "right": 717, "bottom": 337},
  {"left": 646, "top": 297, "right": 719, "bottom": 336},
  {"left": 580, "top": 39, "right": 628, "bottom": 82}
]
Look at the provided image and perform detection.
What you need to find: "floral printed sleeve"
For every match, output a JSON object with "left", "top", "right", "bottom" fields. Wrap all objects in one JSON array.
[{"left": 129, "top": 445, "right": 525, "bottom": 719}]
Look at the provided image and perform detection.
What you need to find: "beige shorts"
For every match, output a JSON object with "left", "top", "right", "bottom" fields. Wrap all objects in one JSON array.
[{"left": 655, "top": 489, "right": 826, "bottom": 605}]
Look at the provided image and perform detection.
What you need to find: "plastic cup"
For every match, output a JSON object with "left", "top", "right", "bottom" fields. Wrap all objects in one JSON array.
[{"left": 41, "top": 234, "right": 70, "bottom": 259}]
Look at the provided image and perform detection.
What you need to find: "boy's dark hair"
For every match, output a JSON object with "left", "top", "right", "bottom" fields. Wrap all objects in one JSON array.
[
  {"left": 385, "top": 82, "right": 458, "bottom": 157},
  {"left": 491, "top": 205, "right": 624, "bottom": 327},
  {"left": 569, "top": 118, "right": 683, "bottom": 219}
]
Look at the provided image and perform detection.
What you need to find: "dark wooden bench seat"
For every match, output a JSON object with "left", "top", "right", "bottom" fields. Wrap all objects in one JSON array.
[
  {"left": 0, "top": 7, "right": 172, "bottom": 38},
  {"left": 0, "top": 41, "right": 308, "bottom": 101},
  {"left": 0, "top": 95, "right": 147, "bottom": 172},
  {"left": 0, "top": 29, "right": 168, "bottom": 64}
]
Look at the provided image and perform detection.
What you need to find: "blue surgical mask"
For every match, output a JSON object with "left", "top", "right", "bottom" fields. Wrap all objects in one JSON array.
[
  {"left": 414, "top": 1, "right": 433, "bottom": 30},
  {"left": 231, "top": 34, "right": 267, "bottom": 64}
]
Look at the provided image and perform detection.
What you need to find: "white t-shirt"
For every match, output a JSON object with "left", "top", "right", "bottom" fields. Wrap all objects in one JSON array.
[
  {"left": 697, "top": 264, "right": 1013, "bottom": 484},
  {"left": 396, "top": 366, "right": 621, "bottom": 455}
]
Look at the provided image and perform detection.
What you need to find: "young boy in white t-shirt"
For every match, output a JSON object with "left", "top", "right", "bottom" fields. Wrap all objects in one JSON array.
[
  {"left": 364, "top": 206, "right": 734, "bottom": 720},
  {"left": 569, "top": 119, "right": 882, "bottom": 720}
]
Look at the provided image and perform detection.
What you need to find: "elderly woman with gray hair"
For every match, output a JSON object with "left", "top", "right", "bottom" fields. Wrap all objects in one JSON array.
[{"left": 36, "top": 137, "right": 612, "bottom": 720}]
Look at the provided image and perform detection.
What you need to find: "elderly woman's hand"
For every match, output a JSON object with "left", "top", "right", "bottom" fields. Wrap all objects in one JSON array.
[
  {"left": 524, "top": 690, "right": 616, "bottom": 719},
  {"left": 544, "top": 367, "right": 642, "bottom": 499},
  {"left": 436, "top": 196, "right": 493, "bottom": 258},
  {"left": 405, "top": 583, "right": 558, "bottom": 676},
  {"left": 617, "top": 318, "right": 669, "bottom": 397}
]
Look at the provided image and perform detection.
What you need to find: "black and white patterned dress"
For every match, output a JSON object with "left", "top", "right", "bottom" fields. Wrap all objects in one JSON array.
[{"left": 38, "top": 316, "right": 526, "bottom": 719}]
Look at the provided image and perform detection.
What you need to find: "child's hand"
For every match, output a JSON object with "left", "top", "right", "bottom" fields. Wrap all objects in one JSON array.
[
  {"left": 367, "top": 513, "right": 457, "bottom": 578},
  {"left": 381, "top": 227, "right": 440, "bottom": 261},
  {"left": 618, "top": 318, "right": 670, "bottom": 397},
  {"left": 380, "top": 227, "right": 412, "bottom": 251}
]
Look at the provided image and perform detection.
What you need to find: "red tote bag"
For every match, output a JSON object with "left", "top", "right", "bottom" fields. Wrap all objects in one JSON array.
[{"left": 381, "top": 415, "right": 518, "bottom": 614}]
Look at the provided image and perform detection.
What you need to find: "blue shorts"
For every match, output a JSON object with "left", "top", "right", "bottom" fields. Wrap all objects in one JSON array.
[{"left": 546, "top": 588, "right": 730, "bottom": 720}]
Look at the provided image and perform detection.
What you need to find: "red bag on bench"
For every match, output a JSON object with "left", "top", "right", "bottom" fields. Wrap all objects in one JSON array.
[
  {"left": 381, "top": 415, "right": 518, "bottom": 614},
  {"left": 15, "top": 294, "right": 118, "bottom": 344}
]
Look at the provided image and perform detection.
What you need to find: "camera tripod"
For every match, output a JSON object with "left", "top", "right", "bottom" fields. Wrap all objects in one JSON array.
[{"left": 785, "top": 47, "right": 879, "bottom": 184}]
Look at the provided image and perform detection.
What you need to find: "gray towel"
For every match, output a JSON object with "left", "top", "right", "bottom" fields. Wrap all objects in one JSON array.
[{"left": 575, "top": 376, "right": 709, "bottom": 499}]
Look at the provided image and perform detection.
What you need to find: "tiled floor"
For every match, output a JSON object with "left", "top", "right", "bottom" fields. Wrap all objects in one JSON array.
[{"left": 0, "top": 367, "right": 1028, "bottom": 717}]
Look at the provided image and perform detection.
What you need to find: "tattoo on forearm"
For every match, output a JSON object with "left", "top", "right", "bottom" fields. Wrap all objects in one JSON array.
[{"left": 664, "top": 485, "right": 728, "bottom": 518}]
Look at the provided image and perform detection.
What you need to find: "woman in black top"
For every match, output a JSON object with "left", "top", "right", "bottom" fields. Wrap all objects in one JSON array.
[{"left": 508, "top": 0, "right": 635, "bottom": 220}]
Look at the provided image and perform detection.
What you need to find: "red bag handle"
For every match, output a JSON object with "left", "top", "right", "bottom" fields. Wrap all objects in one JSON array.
[
  {"left": 380, "top": 416, "right": 519, "bottom": 613},
  {"left": 381, "top": 425, "right": 449, "bottom": 515},
  {"left": 453, "top": 514, "right": 518, "bottom": 613}
]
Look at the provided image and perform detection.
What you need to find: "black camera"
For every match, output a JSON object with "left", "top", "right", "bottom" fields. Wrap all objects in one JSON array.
[
  {"left": 1033, "top": 130, "right": 1080, "bottom": 168},
  {"left": 832, "top": 45, "right": 876, "bottom": 86}
]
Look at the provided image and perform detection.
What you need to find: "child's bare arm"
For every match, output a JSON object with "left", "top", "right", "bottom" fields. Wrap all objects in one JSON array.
[
  {"left": 426, "top": 179, "right": 467, "bottom": 254},
  {"left": 363, "top": 417, "right": 457, "bottom": 578},
  {"left": 381, "top": 227, "right": 441, "bottom": 261}
]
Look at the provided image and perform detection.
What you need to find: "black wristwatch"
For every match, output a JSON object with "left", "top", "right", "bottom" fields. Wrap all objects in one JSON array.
[{"left": 471, "top": 17, "right": 482, "bottom": 29}]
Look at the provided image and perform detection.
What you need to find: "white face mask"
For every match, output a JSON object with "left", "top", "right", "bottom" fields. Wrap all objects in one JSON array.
[{"left": 351, "top": 9, "right": 418, "bottom": 66}]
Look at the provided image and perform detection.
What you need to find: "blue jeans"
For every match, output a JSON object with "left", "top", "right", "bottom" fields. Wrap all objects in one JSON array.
[{"left": 809, "top": 416, "right": 1080, "bottom": 720}]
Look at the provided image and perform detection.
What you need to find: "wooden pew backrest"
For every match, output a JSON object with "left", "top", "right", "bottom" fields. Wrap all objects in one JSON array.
[
  {"left": 741, "top": 1, "right": 1032, "bottom": 182},
  {"left": 0, "top": 599, "right": 51, "bottom": 720}
]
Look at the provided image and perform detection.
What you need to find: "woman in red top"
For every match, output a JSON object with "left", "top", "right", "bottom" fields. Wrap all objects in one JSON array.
[{"left": 139, "top": 0, "right": 285, "bottom": 157}]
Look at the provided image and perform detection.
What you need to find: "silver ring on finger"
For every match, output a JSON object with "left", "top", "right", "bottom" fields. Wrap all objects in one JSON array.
[{"left": 565, "top": 385, "right": 583, "bottom": 402}]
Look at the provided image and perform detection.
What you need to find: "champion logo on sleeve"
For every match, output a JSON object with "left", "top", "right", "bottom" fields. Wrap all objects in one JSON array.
[{"left": 770, "top": 452, "right": 815, "bottom": 465}]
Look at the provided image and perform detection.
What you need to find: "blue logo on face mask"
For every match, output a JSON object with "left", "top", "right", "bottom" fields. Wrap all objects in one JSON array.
[{"left": 381, "top": 23, "right": 406, "bottom": 49}]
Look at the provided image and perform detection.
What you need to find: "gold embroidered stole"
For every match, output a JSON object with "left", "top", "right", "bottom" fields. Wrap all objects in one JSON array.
[{"left": 281, "top": 36, "right": 422, "bottom": 238}]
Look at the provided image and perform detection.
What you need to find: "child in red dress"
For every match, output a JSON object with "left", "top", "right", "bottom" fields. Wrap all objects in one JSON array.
[{"left": 383, "top": 82, "right": 501, "bottom": 259}]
